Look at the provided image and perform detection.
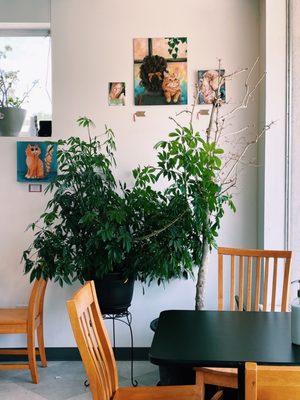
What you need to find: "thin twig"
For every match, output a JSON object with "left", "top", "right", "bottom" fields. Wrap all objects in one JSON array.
[
  {"left": 190, "top": 84, "right": 200, "bottom": 125},
  {"left": 169, "top": 116, "right": 184, "bottom": 130},
  {"left": 220, "top": 72, "right": 266, "bottom": 121},
  {"left": 221, "top": 122, "right": 274, "bottom": 184},
  {"left": 223, "top": 125, "right": 252, "bottom": 137},
  {"left": 224, "top": 68, "right": 248, "bottom": 80},
  {"left": 175, "top": 109, "right": 192, "bottom": 117},
  {"left": 134, "top": 209, "right": 189, "bottom": 242},
  {"left": 214, "top": 59, "right": 223, "bottom": 141}
]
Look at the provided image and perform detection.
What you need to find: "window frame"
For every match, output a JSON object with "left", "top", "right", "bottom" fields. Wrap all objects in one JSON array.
[{"left": 0, "top": 23, "right": 52, "bottom": 137}]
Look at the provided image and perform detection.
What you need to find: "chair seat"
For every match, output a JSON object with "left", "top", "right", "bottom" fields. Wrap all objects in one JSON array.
[
  {"left": 195, "top": 367, "right": 238, "bottom": 390},
  {"left": 199, "top": 367, "right": 238, "bottom": 377},
  {"left": 113, "top": 385, "right": 201, "bottom": 400},
  {"left": 0, "top": 308, "right": 28, "bottom": 325}
]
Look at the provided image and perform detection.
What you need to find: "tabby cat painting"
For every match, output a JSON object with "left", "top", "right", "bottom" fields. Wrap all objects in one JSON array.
[
  {"left": 134, "top": 37, "right": 188, "bottom": 105},
  {"left": 17, "top": 142, "right": 58, "bottom": 183}
]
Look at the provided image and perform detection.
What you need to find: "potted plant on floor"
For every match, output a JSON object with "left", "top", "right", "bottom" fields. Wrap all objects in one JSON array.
[
  {"left": 0, "top": 46, "right": 37, "bottom": 137},
  {"left": 23, "top": 118, "right": 134, "bottom": 313},
  {"left": 22, "top": 117, "right": 191, "bottom": 313}
]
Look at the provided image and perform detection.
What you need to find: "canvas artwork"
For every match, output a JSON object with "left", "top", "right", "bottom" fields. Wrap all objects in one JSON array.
[
  {"left": 198, "top": 69, "right": 226, "bottom": 105},
  {"left": 17, "top": 142, "right": 58, "bottom": 183},
  {"left": 108, "top": 82, "right": 126, "bottom": 106},
  {"left": 134, "top": 37, "right": 188, "bottom": 106}
]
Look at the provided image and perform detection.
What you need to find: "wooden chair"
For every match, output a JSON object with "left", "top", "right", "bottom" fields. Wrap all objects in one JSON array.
[
  {"left": 245, "top": 362, "right": 300, "bottom": 400},
  {"left": 67, "top": 281, "right": 202, "bottom": 400},
  {"left": 195, "top": 247, "right": 292, "bottom": 400},
  {"left": 0, "top": 279, "right": 47, "bottom": 383}
]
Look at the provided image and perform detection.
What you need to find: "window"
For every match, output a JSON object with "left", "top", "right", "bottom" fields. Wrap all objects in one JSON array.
[{"left": 0, "top": 27, "right": 52, "bottom": 137}]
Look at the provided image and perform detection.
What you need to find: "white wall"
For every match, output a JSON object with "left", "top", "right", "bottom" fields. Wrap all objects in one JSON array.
[
  {"left": 291, "top": 0, "right": 300, "bottom": 283},
  {"left": 262, "top": 0, "right": 287, "bottom": 251},
  {"left": 0, "top": 0, "right": 50, "bottom": 23},
  {"left": 0, "top": 0, "right": 260, "bottom": 348},
  {"left": 257, "top": 0, "right": 287, "bottom": 305}
]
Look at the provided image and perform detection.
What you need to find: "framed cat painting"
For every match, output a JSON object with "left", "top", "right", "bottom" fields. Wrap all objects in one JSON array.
[
  {"left": 198, "top": 69, "right": 226, "bottom": 105},
  {"left": 133, "top": 37, "right": 188, "bottom": 106},
  {"left": 17, "top": 141, "right": 58, "bottom": 183}
]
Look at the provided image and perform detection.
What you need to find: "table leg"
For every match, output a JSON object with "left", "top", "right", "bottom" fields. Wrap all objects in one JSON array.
[{"left": 237, "top": 363, "right": 245, "bottom": 400}]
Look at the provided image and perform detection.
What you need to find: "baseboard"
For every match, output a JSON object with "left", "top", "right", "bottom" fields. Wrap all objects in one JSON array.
[{"left": 0, "top": 347, "right": 150, "bottom": 362}]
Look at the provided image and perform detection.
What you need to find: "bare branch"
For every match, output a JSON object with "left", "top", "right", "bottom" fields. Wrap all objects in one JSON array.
[
  {"left": 206, "top": 104, "right": 216, "bottom": 142},
  {"left": 246, "top": 57, "right": 260, "bottom": 86},
  {"left": 219, "top": 178, "right": 237, "bottom": 196},
  {"left": 222, "top": 125, "right": 253, "bottom": 138},
  {"left": 214, "top": 59, "right": 222, "bottom": 142},
  {"left": 219, "top": 57, "right": 265, "bottom": 121},
  {"left": 220, "top": 121, "right": 275, "bottom": 184},
  {"left": 134, "top": 209, "right": 189, "bottom": 242},
  {"left": 224, "top": 68, "right": 248, "bottom": 81},
  {"left": 175, "top": 109, "right": 192, "bottom": 117},
  {"left": 190, "top": 83, "right": 200, "bottom": 125},
  {"left": 169, "top": 116, "right": 184, "bottom": 130}
]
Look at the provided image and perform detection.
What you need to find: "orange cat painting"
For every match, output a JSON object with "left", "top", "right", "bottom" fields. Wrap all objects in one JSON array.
[
  {"left": 25, "top": 144, "right": 45, "bottom": 179},
  {"left": 162, "top": 71, "right": 181, "bottom": 103},
  {"left": 17, "top": 141, "right": 58, "bottom": 183}
]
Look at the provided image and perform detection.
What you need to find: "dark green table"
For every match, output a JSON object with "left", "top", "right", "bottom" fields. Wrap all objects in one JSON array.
[{"left": 149, "top": 310, "right": 300, "bottom": 400}]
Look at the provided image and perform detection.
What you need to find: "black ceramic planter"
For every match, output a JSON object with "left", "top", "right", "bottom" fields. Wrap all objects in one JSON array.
[{"left": 93, "top": 273, "right": 134, "bottom": 314}]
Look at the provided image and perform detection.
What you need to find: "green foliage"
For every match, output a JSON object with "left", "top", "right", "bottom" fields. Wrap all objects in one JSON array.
[
  {"left": 166, "top": 37, "right": 187, "bottom": 59},
  {"left": 130, "top": 123, "right": 235, "bottom": 281},
  {"left": 0, "top": 46, "right": 38, "bottom": 108},
  {"left": 23, "top": 116, "right": 235, "bottom": 288},
  {"left": 23, "top": 120, "right": 136, "bottom": 286},
  {"left": 23, "top": 118, "right": 198, "bottom": 287}
]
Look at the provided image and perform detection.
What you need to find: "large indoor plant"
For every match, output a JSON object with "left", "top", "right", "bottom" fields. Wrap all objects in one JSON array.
[
  {"left": 23, "top": 61, "right": 271, "bottom": 316},
  {"left": 0, "top": 46, "right": 37, "bottom": 136},
  {"left": 23, "top": 118, "right": 136, "bottom": 313},
  {"left": 22, "top": 117, "right": 192, "bottom": 313}
]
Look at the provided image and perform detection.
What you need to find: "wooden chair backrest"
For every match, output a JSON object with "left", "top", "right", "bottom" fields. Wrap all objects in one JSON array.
[
  {"left": 218, "top": 247, "right": 292, "bottom": 312},
  {"left": 246, "top": 362, "right": 300, "bottom": 400},
  {"left": 28, "top": 278, "right": 47, "bottom": 322},
  {"left": 67, "top": 281, "right": 118, "bottom": 400}
]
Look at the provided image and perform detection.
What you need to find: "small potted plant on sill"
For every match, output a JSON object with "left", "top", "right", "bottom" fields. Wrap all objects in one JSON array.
[{"left": 0, "top": 46, "right": 37, "bottom": 137}]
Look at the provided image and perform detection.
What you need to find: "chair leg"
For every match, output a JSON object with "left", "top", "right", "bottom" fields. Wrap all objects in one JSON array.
[
  {"left": 210, "top": 391, "right": 224, "bottom": 400},
  {"left": 27, "top": 330, "right": 39, "bottom": 384},
  {"left": 195, "top": 370, "right": 205, "bottom": 400},
  {"left": 37, "top": 323, "right": 47, "bottom": 367}
]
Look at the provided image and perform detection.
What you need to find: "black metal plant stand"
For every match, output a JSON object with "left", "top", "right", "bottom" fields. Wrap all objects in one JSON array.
[
  {"left": 103, "top": 310, "right": 138, "bottom": 387},
  {"left": 83, "top": 310, "right": 138, "bottom": 388}
]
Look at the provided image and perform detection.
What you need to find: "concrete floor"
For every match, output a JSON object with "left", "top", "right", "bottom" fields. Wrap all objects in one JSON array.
[{"left": 0, "top": 361, "right": 159, "bottom": 400}]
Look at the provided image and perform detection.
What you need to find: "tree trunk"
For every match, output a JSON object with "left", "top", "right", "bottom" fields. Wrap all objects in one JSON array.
[{"left": 195, "top": 239, "right": 209, "bottom": 310}]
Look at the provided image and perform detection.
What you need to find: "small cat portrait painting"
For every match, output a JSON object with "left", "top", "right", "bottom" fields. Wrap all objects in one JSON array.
[
  {"left": 17, "top": 142, "right": 58, "bottom": 183},
  {"left": 198, "top": 69, "right": 226, "bottom": 105}
]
